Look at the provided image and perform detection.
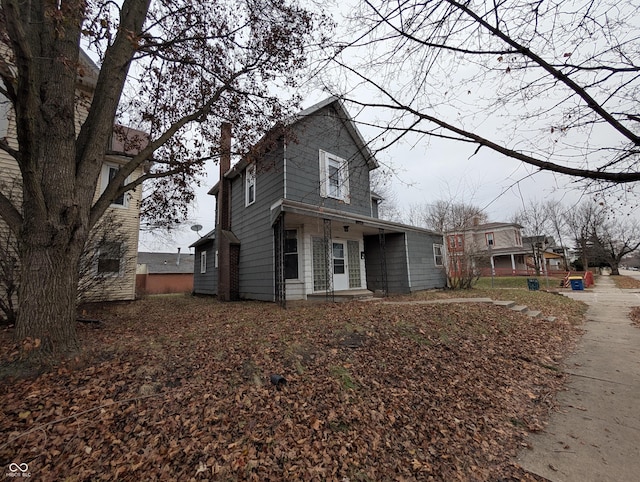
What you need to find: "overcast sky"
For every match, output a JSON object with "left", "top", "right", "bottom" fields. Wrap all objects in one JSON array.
[
  {"left": 137, "top": 96, "right": 606, "bottom": 254},
  {"left": 138, "top": 1, "right": 640, "bottom": 254}
]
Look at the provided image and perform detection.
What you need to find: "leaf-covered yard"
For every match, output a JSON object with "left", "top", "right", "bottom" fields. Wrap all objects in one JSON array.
[{"left": 1, "top": 295, "right": 584, "bottom": 480}]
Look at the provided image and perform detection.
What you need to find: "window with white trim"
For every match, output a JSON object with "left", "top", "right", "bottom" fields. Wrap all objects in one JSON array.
[
  {"left": 485, "top": 232, "right": 495, "bottom": 246},
  {"left": 101, "top": 163, "right": 128, "bottom": 207},
  {"left": 0, "top": 93, "right": 10, "bottom": 138},
  {"left": 284, "top": 230, "right": 299, "bottom": 279},
  {"left": 514, "top": 229, "right": 522, "bottom": 246},
  {"left": 245, "top": 163, "right": 256, "bottom": 206},
  {"left": 319, "top": 150, "right": 350, "bottom": 203},
  {"left": 200, "top": 251, "right": 207, "bottom": 274},
  {"left": 433, "top": 244, "right": 444, "bottom": 267},
  {"left": 96, "top": 242, "right": 124, "bottom": 276}
]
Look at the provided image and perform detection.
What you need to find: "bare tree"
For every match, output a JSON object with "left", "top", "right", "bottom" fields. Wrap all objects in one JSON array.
[
  {"left": 592, "top": 218, "right": 640, "bottom": 275},
  {"left": 545, "top": 200, "right": 570, "bottom": 270},
  {"left": 369, "top": 167, "right": 404, "bottom": 222},
  {"left": 409, "top": 199, "right": 487, "bottom": 289},
  {"left": 327, "top": 0, "right": 640, "bottom": 185},
  {"left": 418, "top": 200, "right": 487, "bottom": 233},
  {"left": 565, "top": 202, "right": 607, "bottom": 271},
  {"left": 0, "top": 0, "right": 323, "bottom": 358},
  {"left": 512, "top": 200, "right": 553, "bottom": 275}
]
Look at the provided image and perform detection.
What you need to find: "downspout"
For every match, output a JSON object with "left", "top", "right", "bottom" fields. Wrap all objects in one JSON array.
[
  {"left": 404, "top": 233, "right": 412, "bottom": 291},
  {"left": 283, "top": 140, "right": 287, "bottom": 200}
]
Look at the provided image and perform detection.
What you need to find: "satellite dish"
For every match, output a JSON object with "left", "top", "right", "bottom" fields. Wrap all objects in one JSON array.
[{"left": 191, "top": 224, "right": 203, "bottom": 236}]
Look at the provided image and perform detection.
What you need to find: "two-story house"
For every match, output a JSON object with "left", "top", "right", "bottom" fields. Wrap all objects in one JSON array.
[
  {"left": 191, "top": 97, "right": 447, "bottom": 302},
  {"left": 0, "top": 49, "right": 144, "bottom": 306},
  {"left": 446, "top": 220, "right": 529, "bottom": 276}
]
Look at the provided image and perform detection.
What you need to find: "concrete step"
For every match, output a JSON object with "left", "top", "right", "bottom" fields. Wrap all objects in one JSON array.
[
  {"left": 307, "top": 289, "right": 374, "bottom": 302},
  {"left": 526, "top": 310, "right": 542, "bottom": 318},
  {"left": 510, "top": 305, "right": 528, "bottom": 313},
  {"left": 493, "top": 300, "right": 516, "bottom": 309}
]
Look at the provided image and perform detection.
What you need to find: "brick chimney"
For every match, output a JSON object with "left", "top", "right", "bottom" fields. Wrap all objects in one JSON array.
[
  {"left": 217, "top": 123, "right": 239, "bottom": 301},
  {"left": 218, "top": 122, "right": 232, "bottom": 230}
]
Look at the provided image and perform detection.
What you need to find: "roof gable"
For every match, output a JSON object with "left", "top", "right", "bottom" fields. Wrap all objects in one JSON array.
[
  {"left": 217, "top": 97, "right": 379, "bottom": 187},
  {"left": 292, "top": 96, "right": 378, "bottom": 170}
]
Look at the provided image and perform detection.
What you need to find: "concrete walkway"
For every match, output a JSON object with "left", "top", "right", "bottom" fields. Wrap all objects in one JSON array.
[{"left": 517, "top": 275, "right": 640, "bottom": 481}]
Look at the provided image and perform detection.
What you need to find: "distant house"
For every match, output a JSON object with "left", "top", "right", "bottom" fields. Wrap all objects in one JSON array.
[
  {"left": 191, "top": 97, "right": 447, "bottom": 302},
  {"left": 446, "top": 221, "right": 528, "bottom": 275},
  {"left": 446, "top": 220, "right": 566, "bottom": 275},
  {"left": 136, "top": 251, "right": 194, "bottom": 295}
]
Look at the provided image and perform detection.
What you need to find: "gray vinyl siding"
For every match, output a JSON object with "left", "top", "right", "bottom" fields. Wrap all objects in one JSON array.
[
  {"left": 405, "top": 231, "right": 447, "bottom": 290},
  {"left": 193, "top": 241, "right": 217, "bottom": 295},
  {"left": 285, "top": 105, "right": 373, "bottom": 216},
  {"left": 364, "top": 233, "right": 410, "bottom": 294},
  {"left": 231, "top": 151, "right": 284, "bottom": 301}
]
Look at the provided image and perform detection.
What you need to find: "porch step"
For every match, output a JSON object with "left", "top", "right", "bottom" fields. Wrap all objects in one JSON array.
[{"left": 306, "top": 289, "right": 374, "bottom": 302}]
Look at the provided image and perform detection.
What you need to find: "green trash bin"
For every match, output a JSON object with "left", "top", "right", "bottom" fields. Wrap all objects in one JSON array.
[{"left": 527, "top": 278, "right": 539, "bottom": 291}]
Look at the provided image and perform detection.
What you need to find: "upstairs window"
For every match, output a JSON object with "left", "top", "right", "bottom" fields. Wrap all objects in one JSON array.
[
  {"left": 0, "top": 93, "right": 10, "bottom": 138},
  {"left": 447, "top": 234, "right": 464, "bottom": 251},
  {"left": 101, "top": 163, "right": 127, "bottom": 207},
  {"left": 485, "top": 232, "right": 495, "bottom": 247},
  {"left": 515, "top": 229, "right": 522, "bottom": 246},
  {"left": 245, "top": 163, "right": 256, "bottom": 206},
  {"left": 319, "top": 150, "right": 350, "bottom": 203}
]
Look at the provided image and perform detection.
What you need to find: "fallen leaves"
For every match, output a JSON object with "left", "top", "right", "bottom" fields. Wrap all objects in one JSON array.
[{"left": 0, "top": 296, "right": 580, "bottom": 480}]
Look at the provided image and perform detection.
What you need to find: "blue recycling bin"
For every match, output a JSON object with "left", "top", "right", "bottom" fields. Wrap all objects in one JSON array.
[{"left": 569, "top": 277, "right": 584, "bottom": 291}]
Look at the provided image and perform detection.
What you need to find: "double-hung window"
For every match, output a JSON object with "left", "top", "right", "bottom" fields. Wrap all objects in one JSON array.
[
  {"left": 97, "top": 242, "right": 123, "bottom": 276},
  {"left": 485, "top": 232, "right": 495, "bottom": 247},
  {"left": 433, "top": 244, "right": 444, "bottom": 267},
  {"left": 319, "top": 150, "right": 350, "bottom": 203},
  {"left": 245, "top": 163, "right": 256, "bottom": 206},
  {"left": 101, "top": 163, "right": 127, "bottom": 207}
]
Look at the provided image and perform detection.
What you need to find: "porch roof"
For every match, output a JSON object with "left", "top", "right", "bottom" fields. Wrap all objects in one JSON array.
[
  {"left": 487, "top": 247, "right": 530, "bottom": 257},
  {"left": 271, "top": 199, "right": 442, "bottom": 237}
]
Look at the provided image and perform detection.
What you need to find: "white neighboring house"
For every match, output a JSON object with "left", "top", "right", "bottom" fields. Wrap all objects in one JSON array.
[{"left": 0, "top": 50, "right": 145, "bottom": 303}]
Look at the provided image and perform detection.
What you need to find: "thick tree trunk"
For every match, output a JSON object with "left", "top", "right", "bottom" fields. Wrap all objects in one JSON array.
[
  {"left": 610, "top": 259, "right": 621, "bottom": 276},
  {"left": 15, "top": 240, "right": 84, "bottom": 357}
]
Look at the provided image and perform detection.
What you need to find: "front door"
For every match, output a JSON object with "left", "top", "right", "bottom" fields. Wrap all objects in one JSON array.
[{"left": 332, "top": 242, "right": 349, "bottom": 291}]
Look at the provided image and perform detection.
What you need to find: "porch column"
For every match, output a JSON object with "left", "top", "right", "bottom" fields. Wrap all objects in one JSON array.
[
  {"left": 490, "top": 255, "right": 495, "bottom": 276},
  {"left": 510, "top": 254, "right": 516, "bottom": 275}
]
